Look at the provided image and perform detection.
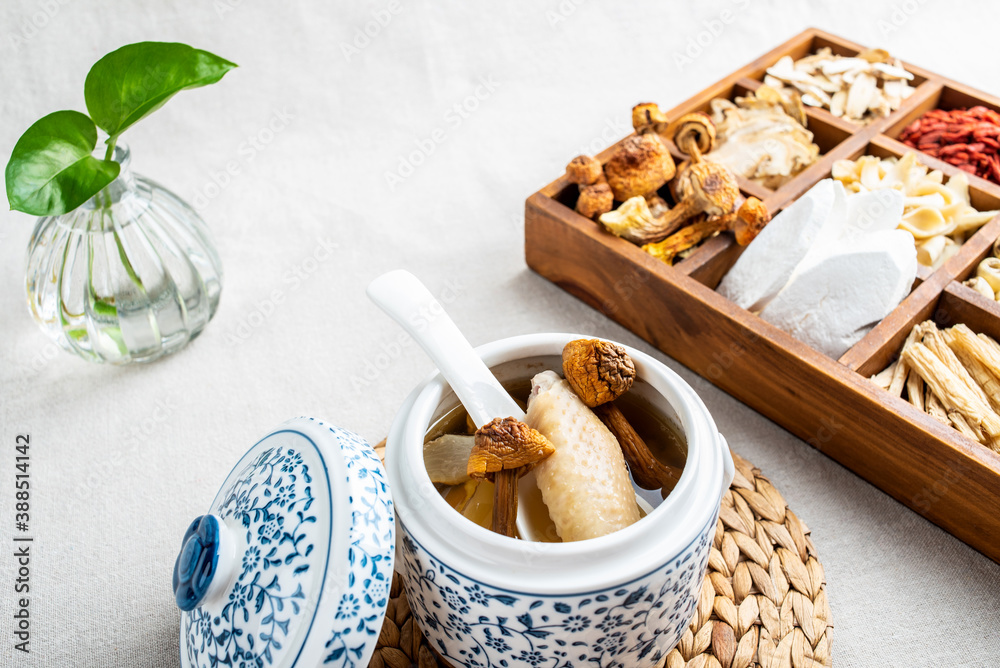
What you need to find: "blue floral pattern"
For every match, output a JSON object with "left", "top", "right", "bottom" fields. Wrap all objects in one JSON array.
[
  {"left": 180, "top": 419, "right": 395, "bottom": 668},
  {"left": 182, "top": 441, "right": 322, "bottom": 667},
  {"left": 398, "top": 512, "right": 716, "bottom": 668},
  {"left": 321, "top": 426, "right": 395, "bottom": 666}
]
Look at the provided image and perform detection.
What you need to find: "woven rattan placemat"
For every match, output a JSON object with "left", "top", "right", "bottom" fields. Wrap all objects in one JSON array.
[{"left": 369, "top": 448, "right": 833, "bottom": 668}]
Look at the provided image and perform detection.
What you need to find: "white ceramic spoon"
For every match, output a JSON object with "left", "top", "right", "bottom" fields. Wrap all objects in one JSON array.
[{"left": 366, "top": 269, "right": 538, "bottom": 539}]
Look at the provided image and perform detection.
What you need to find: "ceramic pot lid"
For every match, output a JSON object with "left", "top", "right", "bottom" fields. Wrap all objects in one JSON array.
[{"left": 175, "top": 417, "right": 395, "bottom": 667}]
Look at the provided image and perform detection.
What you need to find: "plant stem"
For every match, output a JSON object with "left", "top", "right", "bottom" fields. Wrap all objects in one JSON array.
[{"left": 104, "top": 135, "right": 118, "bottom": 162}]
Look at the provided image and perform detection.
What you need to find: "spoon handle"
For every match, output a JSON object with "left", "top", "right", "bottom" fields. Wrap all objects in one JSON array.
[{"left": 366, "top": 270, "right": 525, "bottom": 427}]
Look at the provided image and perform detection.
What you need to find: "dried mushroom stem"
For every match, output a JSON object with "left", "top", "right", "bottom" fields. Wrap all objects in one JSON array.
[
  {"left": 491, "top": 470, "right": 519, "bottom": 538},
  {"left": 562, "top": 339, "right": 681, "bottom": 491},
  {"left": 903, "top": 342, "right": 1000, "bottom": 452},
  {"left": 592, "top": 403, "right": 679, "bottom": 490},
  {"left": 468, "top": 417, "right": 555, "bottom": 537},
  {"left": 599, "top": 196, "right": 691, "bottom": 245}
]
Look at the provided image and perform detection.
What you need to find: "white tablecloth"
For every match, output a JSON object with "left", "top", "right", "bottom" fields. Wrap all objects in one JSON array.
[{"left": 2, "top": 1, "right": 999, "bottom": 665}]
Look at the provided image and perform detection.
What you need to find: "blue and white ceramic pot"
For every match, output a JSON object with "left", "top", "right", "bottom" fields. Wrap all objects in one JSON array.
[
  {"left": 386, "top": 333, "right": 735, "bottom": 668},
  {"left": 174, "top": 417, "right": 395, "bottom": 668}
]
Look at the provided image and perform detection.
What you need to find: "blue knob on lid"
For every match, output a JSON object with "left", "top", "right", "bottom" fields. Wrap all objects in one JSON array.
[
  {"left": 172, "top": 514, "right": 235, "bottom": 611},
  {"left": 176, "top": 418, "right": 394, "bottom": 668}
]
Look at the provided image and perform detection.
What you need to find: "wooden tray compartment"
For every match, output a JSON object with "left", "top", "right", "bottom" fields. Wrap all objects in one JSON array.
[
  {"left": 880, "top": 81, "right": 1000, "bottom": 197},
  {"left": 525, "top": 28, "right": 1000, "bottom": 562}
]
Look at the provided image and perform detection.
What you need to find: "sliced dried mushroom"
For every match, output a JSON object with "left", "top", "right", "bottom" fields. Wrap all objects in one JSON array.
[
  {"left": 707, "top": 89, "right": 819, "bottom": 189},
  {"left": 764, "top": 46, "right": 915, "bottom": 124}
]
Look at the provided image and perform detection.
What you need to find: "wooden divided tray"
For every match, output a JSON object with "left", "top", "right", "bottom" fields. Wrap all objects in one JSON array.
[{"left": 524, "top": 28, "right": 1000, "bottom": 563}]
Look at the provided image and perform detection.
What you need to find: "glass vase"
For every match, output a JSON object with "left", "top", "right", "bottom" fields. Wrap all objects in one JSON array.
[{"left": 25, "top": 144, "right": 223, "bottom": 364}]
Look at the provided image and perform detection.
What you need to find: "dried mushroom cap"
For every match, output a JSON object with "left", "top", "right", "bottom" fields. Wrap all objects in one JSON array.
[
  {"left": 562, "top": 338, "right": 636, "bottom": 407},
  {"left": 468, "top": 417, "right": 555, "bottom": 481},
  {"left": 681, "top": 161, "right": 740, "bottom": 218},
  {"left": 732, "top": 197, "right": 771, "bottom": 245},
  {"left": 632, "top": 102, "right": 669, "bottom": 135},
  {"left": 667, "top": 112, "right": 716, "bottom": 159},
  {"left": 576, "top": 182, "right": 614, "bottom": 219},
  {"left": 604, "top": 134, "right": 676, "bottom": 201},
  {"left": 566, "top": 155, "right": 603, "bottom": 185}
]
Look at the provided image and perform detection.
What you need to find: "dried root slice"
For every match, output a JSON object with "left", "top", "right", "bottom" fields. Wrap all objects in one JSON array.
[
  {"left": 526, "top": 371, "right": 640, "bottom": 541},
  {"left": 424, "top": 434, "right": 475, "bottom": 485},
  {"left": 903, "top": 342, "right": 1000, "bottom": 451}
]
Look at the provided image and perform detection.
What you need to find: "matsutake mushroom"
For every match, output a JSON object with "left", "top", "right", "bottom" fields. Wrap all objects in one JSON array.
[
  {"left": 565, "top": 155, "right": 613, "bottom": 219},
  {"left": 600, "top": 158, "right": 742, "bottom": 245},
  {"left": 561, "top": 339, "right": 681, "bottom": 491},
  {"left": 667, "top": 112, "right": 716, "bottom": 163},
  {"left": 468, "top": 417, "right": 555, "bottom": 537},
  {"left": 632, "top": 102, "right": 670, "bottom": 136},
  {"left": 603, "top": 134, "right": 676, "bottom": 202},
  {"left": 643, "top": 196, "right": 770, "bottom": 264}
]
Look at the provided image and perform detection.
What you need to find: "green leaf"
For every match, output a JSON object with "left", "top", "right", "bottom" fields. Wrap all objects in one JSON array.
[
  {"left": 85, "top": 42, "right": 237, "bottom": 140},
  {"left": 5, "top": 110, "right": 120, "bottom": 216}
]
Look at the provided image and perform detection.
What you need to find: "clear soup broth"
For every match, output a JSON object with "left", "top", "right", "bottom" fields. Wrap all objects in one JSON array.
[{"left": 424, "top": 377, "right": 686, "bottom": 542}]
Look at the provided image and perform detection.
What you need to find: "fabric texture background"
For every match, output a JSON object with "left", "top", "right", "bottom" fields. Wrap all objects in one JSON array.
[{"left": 1, "top": 1, "right": 998, "bottom": 666}]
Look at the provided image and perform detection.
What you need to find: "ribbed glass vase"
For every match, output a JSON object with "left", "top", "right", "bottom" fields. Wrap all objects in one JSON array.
[{"left": 25, "top": 144, "right": 223, "bottom": 364}]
